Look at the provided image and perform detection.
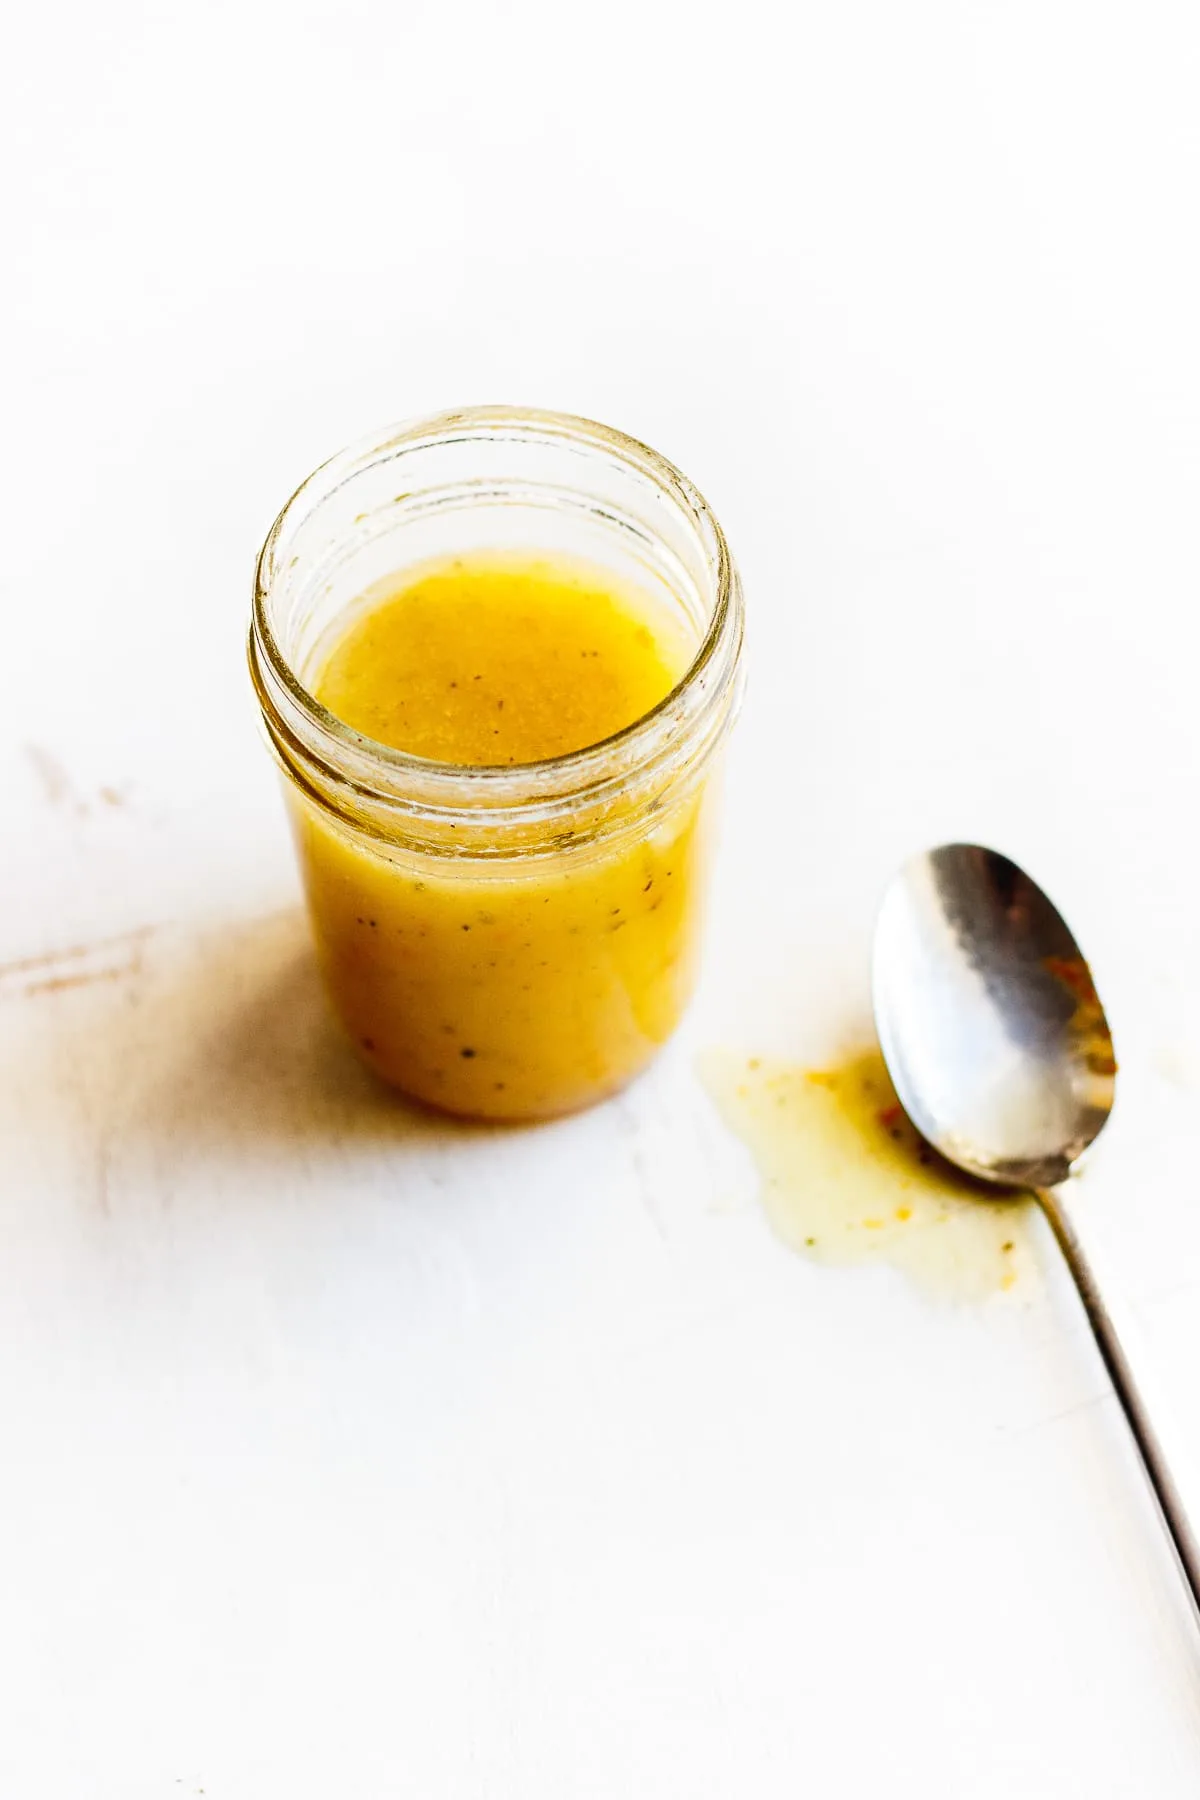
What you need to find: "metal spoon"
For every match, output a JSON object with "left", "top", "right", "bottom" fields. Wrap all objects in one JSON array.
[{"left": 873, "top": 841, "right": 1200, "bottom": 1614}]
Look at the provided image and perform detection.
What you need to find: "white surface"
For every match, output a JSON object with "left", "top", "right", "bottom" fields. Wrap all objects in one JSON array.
[{"left": 4, "top": 3, "right": 1200, "bottom": 1794}]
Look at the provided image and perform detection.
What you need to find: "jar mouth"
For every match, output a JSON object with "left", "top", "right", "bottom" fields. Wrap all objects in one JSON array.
[{"left": 249, "top": 406, "right": 744, "bottom": 835}]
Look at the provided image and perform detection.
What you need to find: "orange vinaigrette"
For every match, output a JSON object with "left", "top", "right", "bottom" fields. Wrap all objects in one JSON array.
[{"left": 294, "top": 552, "right": 710, "bottom": 1118}]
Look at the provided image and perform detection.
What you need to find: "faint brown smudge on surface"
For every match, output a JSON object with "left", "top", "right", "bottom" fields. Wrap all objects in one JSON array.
[
  {"left": 0, "top": 926, "right": 156, "bottom": 1003},
  {"left": 23, "top": 743, "right": 132, "bottom": 820},
  {"left": 25, "top": 743, "right": 87, "bottom": 815}
]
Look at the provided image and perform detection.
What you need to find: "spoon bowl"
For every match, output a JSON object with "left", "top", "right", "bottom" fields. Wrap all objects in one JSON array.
[{"left": 873, "top": 843, "right": 1116, "bottom": 1188}]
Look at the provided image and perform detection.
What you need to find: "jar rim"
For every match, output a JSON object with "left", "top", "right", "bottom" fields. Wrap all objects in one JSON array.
[{"left": 249, "top": 405, "right": 743, "bottom": 825}]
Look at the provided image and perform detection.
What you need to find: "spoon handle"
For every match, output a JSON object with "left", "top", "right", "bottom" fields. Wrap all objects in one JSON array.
[{"left": 1039, "top": 1184, "right": 1200, "bottom": 1616}]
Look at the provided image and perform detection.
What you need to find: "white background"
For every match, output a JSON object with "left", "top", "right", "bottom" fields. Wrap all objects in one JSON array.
[{"left": 4, "top": 3, "right": 1200, "bottom": 1794}]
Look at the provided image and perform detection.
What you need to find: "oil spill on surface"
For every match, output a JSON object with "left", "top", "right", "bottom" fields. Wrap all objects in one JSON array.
[{"left": 700, "top": 1047, "right": 1038, "bottom": 1303}]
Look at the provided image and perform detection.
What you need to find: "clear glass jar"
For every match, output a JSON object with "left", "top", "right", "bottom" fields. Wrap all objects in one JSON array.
[{"left": 249, "top": 407, "right": 744, "bottom": 1120}]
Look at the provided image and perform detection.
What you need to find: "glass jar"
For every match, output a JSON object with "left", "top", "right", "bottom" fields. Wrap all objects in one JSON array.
[{"left": 249, "top": 407, "right": 744, "bottom": 1121}]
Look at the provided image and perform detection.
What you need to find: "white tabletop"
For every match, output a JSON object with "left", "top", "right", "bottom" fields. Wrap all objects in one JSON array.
[{"left": 5, "top": 3, "right": 1200, "bottom": 1794}]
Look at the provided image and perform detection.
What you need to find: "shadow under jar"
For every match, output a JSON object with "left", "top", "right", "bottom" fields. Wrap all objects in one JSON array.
[{"left": 249, "top": 407, "right": 744, "bottom": 1121}]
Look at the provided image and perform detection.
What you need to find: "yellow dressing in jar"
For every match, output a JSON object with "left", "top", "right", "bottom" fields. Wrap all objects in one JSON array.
[
  {"left": 316, "top": 555, "right": 690, "bottom": 767},
  {"left": 296, "top": 554, "right": 704, "bottom": 1118},
  {"left": 250, "top": 407, "right": 743, "bottom": 1123}
]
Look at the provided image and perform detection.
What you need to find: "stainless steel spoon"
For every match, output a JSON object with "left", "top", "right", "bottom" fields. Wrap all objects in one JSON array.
[{"left": 873, "top": 841, "right": 1200, "bottom": 1613}]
